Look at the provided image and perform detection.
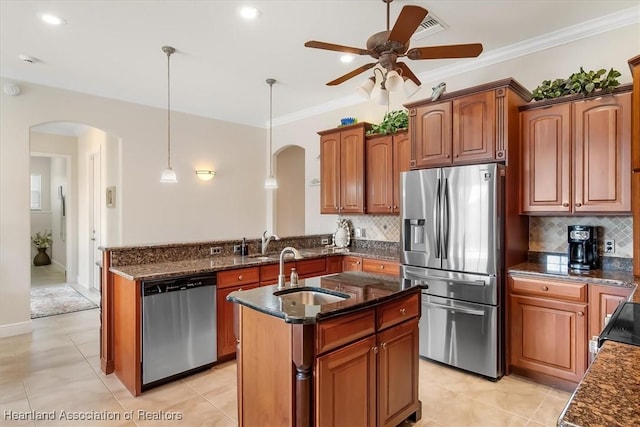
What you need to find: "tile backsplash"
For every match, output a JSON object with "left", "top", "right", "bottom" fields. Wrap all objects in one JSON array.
[
  {"left": 340, "top": 215, "right": 401, "bottom": 242},
  {"left": 529, "top": 216, "right": 633, "bottom": 258}
]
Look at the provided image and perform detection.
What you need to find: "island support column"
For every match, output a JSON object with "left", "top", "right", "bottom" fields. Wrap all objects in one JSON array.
[{"left": 292, "top": 324, "right": 315, "bottom": 427}]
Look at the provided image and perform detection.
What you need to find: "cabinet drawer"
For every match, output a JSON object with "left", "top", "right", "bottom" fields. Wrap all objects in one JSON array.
[
  {"left": 260, "top": 262, "right": 294, "bottom": 285},
  {"left": 509, "top": 275, "right": 586, "bottom": 302},
  {"left": 362, "top": 258, "right": 400, "bottom": 276},
  {"left": 217, "top": 267, "right": 260, "bottom": 289},
  {"left": 297, "top": 258, "right": 327, "bottom": 278},
  {"left": 316, "top": 309, "right": 375, "bottom": 354},
  {"left": 343, "top": 256, "right": 363, "bottom": 272},
  {"left": 377, "top": 292, "right": 420, "bottom": 331}
]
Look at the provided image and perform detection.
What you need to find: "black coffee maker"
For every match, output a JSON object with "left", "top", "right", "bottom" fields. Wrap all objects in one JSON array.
[{"left": 568, "top": 225, "right": 599, "bottom": 270}]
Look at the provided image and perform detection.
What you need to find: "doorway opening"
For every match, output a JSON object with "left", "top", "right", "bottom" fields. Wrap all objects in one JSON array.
[{"left": 274, "top": 145, "right": 305, "bottom": 237}]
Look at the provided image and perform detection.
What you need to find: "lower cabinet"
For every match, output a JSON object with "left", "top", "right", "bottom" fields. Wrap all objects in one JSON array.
[
  {"left": 343, "top": 255, "right": 363, "bottom": 272},
  {"left": 588, "top": 284, "right": 633, "bottom": 340},
  {"left": 217, "top": 283, "right": 259, "bottom": 359},
  {"left": 362, "top": 258, "right": 400, "bottom": 277}
]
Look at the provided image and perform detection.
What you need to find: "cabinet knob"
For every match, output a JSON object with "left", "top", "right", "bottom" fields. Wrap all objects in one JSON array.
[
  {"left": 455, "top": 154, "right": 460, "bottom": 158},
  {"left": 372, "top": 346, "right": 379, "bottom": 354},
  {"left": 575, "top": 203, "right": 582, "bottom": 207},
  {"left": 562, "top": 203, "right": 569, "bottom": 207},
  {"left": 379, "top": 265, "right": 384, "bottom": 270},
  {"left": 381, "top": 342, "right": 387, "bottom": 350},
  {"left": 578, "top": 311, "right": 584, "bottom": 317},
  {"left": 238, "top": 275, "right": 243, "bottom": 280},
  {"left": 400, "top": 308, "right": 406, "bottom": 315},
  {"left": 542, "top": 286, "right": 548, "bottom": 291},
  {"left": 356, "top": 261, "right": 361, "bottom": 265},
  {"left": 388, "top": 206, "right": 392, "bottom": 210},
  {"left": 393, "top": 205, "right": 398, "bottom": 209}
]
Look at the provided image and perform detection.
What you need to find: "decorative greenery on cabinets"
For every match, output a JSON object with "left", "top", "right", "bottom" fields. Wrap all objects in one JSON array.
[
  {"left": 367, "top": 110, "right": 408, "bottom": 135},
  {"left": 531, "top": 67, "right": 621, "bottom": 101}
]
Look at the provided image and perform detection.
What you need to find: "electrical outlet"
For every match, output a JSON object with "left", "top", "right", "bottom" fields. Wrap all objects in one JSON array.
[
  {"left": 604, "top": 239, "right": 615, "bottom": 254},
  {"left": 233, "top": 245, "right": 242, "bottom": 254},
  {"left": 321, "top": 238, "right": 329, "bottom": 245},
  {"left": 210, "top": 246, "right": 223, "bottom": 255},
  {"left": 355, "top": 228, "right": 365, "bottom": 238}
]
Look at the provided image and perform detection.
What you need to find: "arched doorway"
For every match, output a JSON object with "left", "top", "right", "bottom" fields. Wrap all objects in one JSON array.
[{"left": 274, "top": 145, "right": 305, "bottom": 237}]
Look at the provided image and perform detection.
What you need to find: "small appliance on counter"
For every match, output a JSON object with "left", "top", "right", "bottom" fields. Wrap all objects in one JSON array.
[
  {"left": 598, "top": 302, "right": 640, "bottom": 349},
  {"left": 568, "top": 225, "right": 598, "bottom": 270}
]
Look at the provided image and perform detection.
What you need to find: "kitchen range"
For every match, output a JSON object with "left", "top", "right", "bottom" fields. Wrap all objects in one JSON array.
[{"left": 400, "top": 163, "right": 505, "bottom": 379}]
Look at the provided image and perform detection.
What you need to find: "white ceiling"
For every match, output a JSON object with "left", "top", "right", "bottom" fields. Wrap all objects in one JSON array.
[{"left": 1, "top": 1, "right": 639, "bottom": 128}]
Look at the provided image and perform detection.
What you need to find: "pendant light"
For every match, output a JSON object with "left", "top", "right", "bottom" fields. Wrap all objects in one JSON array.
[
  {"left": 160, "top": 46, "right": 178, "bottom": 183},
  {"left": 264, "top": 78, "right": 278, "bottom": 189}
]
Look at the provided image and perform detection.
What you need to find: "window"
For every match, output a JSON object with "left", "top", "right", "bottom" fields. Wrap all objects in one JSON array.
[{"left": 30, "top": 174, "right": 42, "bottom": 210}]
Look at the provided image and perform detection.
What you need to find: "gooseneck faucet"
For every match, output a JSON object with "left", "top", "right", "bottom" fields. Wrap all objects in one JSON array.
[
  {"left": 277, "top": 247, "right": 302, "bottom": 290},
  {"left": 262, "top": 230, "right": 280, "bottom": 255}
]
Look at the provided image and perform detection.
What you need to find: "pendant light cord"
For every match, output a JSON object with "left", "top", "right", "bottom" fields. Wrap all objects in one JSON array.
[
  {"left": 267, "top": 78, "right": 276, "bottom": 177},
  {"left": 166, "top": 48, "right": 172, "bottom": 169}
]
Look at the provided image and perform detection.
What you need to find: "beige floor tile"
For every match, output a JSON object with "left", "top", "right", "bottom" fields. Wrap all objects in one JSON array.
[
  {"left": 548, "top": 386, "right": 574, "bottom": 400},
  {"left": 67, "top": 328, "right": 100, "bottom": 346},
  {"left": 136, "top": 395, "right": 236, "bottom": 427},
  {"left": 0, "top": 379, "right": 27, "bottom": 403},
  {"left": 76, "top": 339, "right": 100, "bottom": 358},
  {"left": 429, "top": 393, "right": 530, "bottom": 427},
  {"left": 531, "top": 393, "right": 571, "bottom": 426},
  {"left": 22, "top": 360, "right": 97, "bottom": 398},
  {"left": 201, "top": 382, "right": 238, "bottom": 421},
  {"left": 114, "top": 379, "right": 199, "bottom": 412}
]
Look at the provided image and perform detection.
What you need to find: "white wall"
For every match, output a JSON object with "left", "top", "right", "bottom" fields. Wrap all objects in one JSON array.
[
  {"left": 275, "top": 145, "right": 305, "bottom": 237},
  {"left": 50, "top": 156, "right": 68, "bottom": 267},
  {"left": 1, "top": 23, "right": 638, "bottom": 336}
]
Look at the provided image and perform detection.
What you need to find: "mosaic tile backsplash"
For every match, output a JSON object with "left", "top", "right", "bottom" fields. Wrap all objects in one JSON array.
[
  {"left": 529, "top": 216, "right": 633, "bottom": 258},
  {"left": 340, "top": 215, "right": 401, "bottom": 242}
]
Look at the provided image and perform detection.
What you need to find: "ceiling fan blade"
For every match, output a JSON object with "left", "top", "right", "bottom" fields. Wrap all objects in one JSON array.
[
  {"left": 407, "top": 43, "right": 484, "bottom": 60},
  {"left": 396, "top": 62, "right": 421, "bottom": 86},
  {"left": 327, "top": 63, "right": 377, "bottom": 86},
  {"left": 305, "top": 40, "right": 370, "bottom": 56},
  {"left": 387, "top": 5, "right": 429, "bottom": 46}
]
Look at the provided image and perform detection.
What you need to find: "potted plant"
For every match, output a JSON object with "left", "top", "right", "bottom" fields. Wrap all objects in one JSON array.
[
  {"left": 32, "top": 230, "right": 53, "bottom": 266},
  {"left": 367, "top": 110, "right": 409, "bottom": 135},
  {"left": 531, "top": 67, "right": 621, "bottom": 101}
]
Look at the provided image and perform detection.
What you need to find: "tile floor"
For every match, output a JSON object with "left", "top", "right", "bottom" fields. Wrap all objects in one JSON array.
[{"left": 0, "top": 304, "right": 573, "bottom": 427}]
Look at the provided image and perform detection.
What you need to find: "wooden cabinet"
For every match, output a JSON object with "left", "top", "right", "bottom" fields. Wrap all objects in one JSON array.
[
  {"left": 319, "top": 123, "right": 370, "bottom": 214},
  {"left": 520, "top": 91, "right": 631, "bottom": 214},
  {"left": 508, "top": 275, "right": 588, "bottom": 386},
  {"left": 588, "top": 284, "right": 633, "bottom": 340},
  {"left": 296, "top": 258, "right": 327, "bottom": 279},
  {"left": 407, "top": 82, "right": 524, "bottom": 169},
  {"left": 260, "top": 262, "right": 295, "bottom": 286},
  {"left": 362, "top": 258, "right": 400, "bottom": 277},
  {"left": 343, "top": 255, "right": 363, "bottom": 272},
  {"left": 217, "top": 267, "right": 260, "bottom": 359},
  {"left": 413, "top": 92, "right": 496, "bottom": 168},
  {"left": 628, "top": 55, "right": 640, "bottom": 276},
  {"left": 366, "top": 131, "right": 410, "bottom": 214},
  {"left": 326, "top": 256, "right": 343, "bottom": 274}
]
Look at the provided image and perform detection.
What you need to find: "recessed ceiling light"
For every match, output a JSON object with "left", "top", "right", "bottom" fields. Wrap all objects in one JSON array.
[
  {"left": 41, "top": 14, "right": 66, "bottom": 25},
  {"left": 340, "top": 55, "right": 355, "bottom": 63},
  {"left": 239, "top": 6, "right": 261, "bottom": 20}
]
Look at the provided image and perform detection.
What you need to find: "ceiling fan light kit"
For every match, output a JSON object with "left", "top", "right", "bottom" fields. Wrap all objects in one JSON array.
[{"left": 304, "top": 0, "right": 483, "bottom": 102}]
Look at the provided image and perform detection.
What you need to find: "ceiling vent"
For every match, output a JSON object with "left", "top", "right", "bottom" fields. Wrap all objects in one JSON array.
[{"left": 411, "top": 13, "right": 446, "bottom": 40}]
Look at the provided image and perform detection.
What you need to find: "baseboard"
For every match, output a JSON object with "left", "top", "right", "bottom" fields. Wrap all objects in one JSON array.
[{"left": 0, "top": 320, "right": 32, "bottom": 338}]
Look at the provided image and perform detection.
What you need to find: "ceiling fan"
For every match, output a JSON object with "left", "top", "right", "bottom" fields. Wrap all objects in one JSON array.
[{"left": 304, "top": 0, "right": 483, "bottom": 97}]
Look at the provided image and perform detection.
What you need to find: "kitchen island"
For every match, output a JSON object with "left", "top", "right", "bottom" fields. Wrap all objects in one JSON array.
[{"left": 228, "top": 272, "right": 422, "bottom": 427}]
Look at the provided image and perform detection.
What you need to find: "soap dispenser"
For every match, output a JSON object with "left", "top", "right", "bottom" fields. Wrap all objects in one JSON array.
[
  {"left": 290, "top": 268, "right": 299, "bottom": 287},
  {"left": 241, "top": 238, "right": 249, "bottom": 256}
]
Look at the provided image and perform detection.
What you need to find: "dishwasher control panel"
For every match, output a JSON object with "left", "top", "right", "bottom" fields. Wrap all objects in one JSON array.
[{"left": 142, "top": 275, "right": 216, "bottom": 296}]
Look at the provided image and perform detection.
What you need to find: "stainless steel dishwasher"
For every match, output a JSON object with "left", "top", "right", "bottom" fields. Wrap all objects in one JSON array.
[{"left": 141, "top": 274, "right": 217, "bottom": 388}]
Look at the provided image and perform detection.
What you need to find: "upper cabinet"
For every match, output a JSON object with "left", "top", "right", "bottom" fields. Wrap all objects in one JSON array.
[
  {"left": 406, "top": 79, "right": 530, "bottom": 169},
  {"left": 319, "top": 123, "right": 371, "bottom": 214},
  {"left": 366, "top": 131, "right": 410, "bottom": 214},
  {"left": 520, "top": 89, "right": 631, "bottom": 214},
  {"left": 628, "top": 54, "right": 640, "bottom": 277}
]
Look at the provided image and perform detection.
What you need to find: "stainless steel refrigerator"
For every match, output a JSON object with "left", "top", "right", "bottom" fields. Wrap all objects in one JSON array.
[{"left": 400, "top": 163, "right": 504, "bottom": 379}]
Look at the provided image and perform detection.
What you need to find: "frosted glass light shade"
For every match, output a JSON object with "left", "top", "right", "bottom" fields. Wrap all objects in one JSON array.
[
  {"left": 264, "top": 176, "right": 278, "bottom": 189},
  {"left": 385, "top": 70, "right": 403, "bottom": 92},
  {"left": 403, "top": 79, "right": 421, "bottom": 98},
  {"left": 377, "top": 88, "right": 389, "bottom": 105},
  {"left": 160, "top": 168, "right": 178, "bottom": 183},
  {"left": 356, "top": 77, "right": 375, "bottom": 99}
]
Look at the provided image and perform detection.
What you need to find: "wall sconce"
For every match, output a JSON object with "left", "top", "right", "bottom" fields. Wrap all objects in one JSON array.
[
  {"left": 195, "top": 170, "right": 216, "bottom": 181},
  {"left": 357, "top": 67, "right": 422, "bottom": 104}
]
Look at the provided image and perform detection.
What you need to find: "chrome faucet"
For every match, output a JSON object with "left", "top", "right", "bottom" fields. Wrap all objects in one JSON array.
[
  {"left": 277, "top": 247, "right": 302, "bottom": 290},
  {"left": 262, "top": 231, "right": 280, "bottom": 254}
]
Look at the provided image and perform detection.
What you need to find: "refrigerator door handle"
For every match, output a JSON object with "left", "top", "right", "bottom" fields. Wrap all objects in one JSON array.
[
  {"left": 423, "top": 301, "right": 486, "bottom": 316},
  {"left": 434, "top": 178, "right": 441, "bottom": 259},
  {"left": 442, "top": 178, "right": 450, "bottom": 260}
]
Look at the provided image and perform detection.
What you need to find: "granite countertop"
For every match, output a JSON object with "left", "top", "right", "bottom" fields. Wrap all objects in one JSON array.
[
  {"left": 558, "top": 340, "right": 640, "bottom": 427},
  {"left": 227, "top": 271, "right": 420, "bottom": 324},
  {"left": 109, "top": 246, "right": 399, "bottom": 281}
]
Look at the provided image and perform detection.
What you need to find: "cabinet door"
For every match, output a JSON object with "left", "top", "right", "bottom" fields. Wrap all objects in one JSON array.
[
  {"left": 509, "top": 294, "right": 587, "bottom": 383},
  {"left": 343, "top": 255, "right": 363, "bottom": 272},
  {"left": 377, "top": 319, "right": 420, "bottom": 427},
  {"left": 361, "top": 258, "right": 400, "bottom": 277},
  {"left": 588, "top": 284, "right": 632, "bottom": 339},
  {"left": 340, "top": 127, "right": 366, "bottom": 213},
  {"left": 452, "top": 91, "right": 496, "bottom": 164},
  {"left": 412, "top": 102, "right": 452, "bottom": 168},
  {"left": 260, "top": 262, "right": 294, "bottom": 285},
  {"left": 316, "top": 335, "right": 377, "bottom": 427},
  {"left": 392, "top": 132, "right": 410, "bottom": 213},
  {"left": 296, "top": 258, "right": 327, "bottom": 279},
  {"left": 320, "top": 132, "right": 340, "bottom": 214},
  {"left": 573, "top": 93, "right": 631, "bottom": 213},
  {"left": 366, "top": 135, "right": 394, "bottom": 214},
  {"left": 217, "top": 284, "right": 259, "bottom": 358},
  {"left": 326, "top": 256, "right": 343, "bottom": 274},
  {"left": 520, "top": 104, "right": 571, "bottom": 213}
]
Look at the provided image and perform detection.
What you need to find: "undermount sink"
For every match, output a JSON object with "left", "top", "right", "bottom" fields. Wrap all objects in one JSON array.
[
  {"left": 244, "top": 254, "right": 276, "bottom": 261},
  {"left": 274, "top": 288, "right": 349, "bottom": 305}
]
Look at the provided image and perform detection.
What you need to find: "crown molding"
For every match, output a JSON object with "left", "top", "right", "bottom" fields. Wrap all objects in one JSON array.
[{"left": 273, "top": 5, "right": 639, "bottom": 128}]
